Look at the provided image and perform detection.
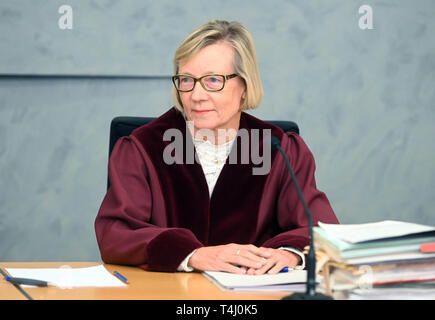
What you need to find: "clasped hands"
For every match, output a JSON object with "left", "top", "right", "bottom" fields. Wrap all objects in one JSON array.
[{"left": 188, "top": 243, "right": 301, "bottom": 275}]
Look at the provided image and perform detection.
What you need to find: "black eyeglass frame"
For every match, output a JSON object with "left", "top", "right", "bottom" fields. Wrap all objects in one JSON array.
[{"left": 172, "top": 73, "right": 239, "bottom": 92}]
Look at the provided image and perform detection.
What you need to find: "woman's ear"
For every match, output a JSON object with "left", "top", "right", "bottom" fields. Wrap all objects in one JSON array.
[{"left": 239, "top": 90, "right": 247, "bottom": 111}]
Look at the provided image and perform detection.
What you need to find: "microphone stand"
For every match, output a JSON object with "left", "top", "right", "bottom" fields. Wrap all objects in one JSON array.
[{"left": 271, "top": 137, "right": 332, "bottom": 300}]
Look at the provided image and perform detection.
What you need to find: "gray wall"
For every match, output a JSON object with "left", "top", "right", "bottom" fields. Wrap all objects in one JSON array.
[{"left": 1, "top": 0, "right": 434, "bottom": 261}]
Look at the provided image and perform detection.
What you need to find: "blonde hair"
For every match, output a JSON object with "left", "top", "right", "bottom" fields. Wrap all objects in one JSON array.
[{"left": 172, "top": 20, "right": 263, "bottom": 112}]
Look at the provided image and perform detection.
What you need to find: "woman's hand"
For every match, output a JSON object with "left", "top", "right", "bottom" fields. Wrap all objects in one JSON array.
[
  {"left": 246, "top": 248, "right": 301, "bottom": 275},
  {"left": 188, "top": 244, "right": 301, "bottom": 275},
  {"left": 188, "top": 243, "right": 272, "bottom": 274}
]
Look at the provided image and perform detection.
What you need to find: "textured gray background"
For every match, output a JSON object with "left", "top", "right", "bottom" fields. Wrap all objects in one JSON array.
[{"left": 0, "top": 0, "right": 434, "bottom": 261}]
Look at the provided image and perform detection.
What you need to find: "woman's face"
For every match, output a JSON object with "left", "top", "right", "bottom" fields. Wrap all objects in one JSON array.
[{"left": 178, "top": 42, "right": 246, "bottom": 141}]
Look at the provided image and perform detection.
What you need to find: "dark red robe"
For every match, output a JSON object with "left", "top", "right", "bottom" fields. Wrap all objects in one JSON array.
[{"left": 95, "top": 107, "right": 339, "bottom": 272}]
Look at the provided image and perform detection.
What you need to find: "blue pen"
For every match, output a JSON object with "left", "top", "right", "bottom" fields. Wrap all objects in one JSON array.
[
  {"left": 280, "top": 267, "right": 289, "bottom": 273},
  {"left": 113, "top": 271, "right": 129, "bottom": 284}
]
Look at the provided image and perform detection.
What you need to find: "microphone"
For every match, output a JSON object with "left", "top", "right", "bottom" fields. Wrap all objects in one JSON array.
[{"left": 270, "top": 136, "right": 332, "bottom": 300}]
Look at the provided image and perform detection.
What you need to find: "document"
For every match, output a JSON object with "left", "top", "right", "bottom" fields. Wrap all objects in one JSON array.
[
  {"left": 5, "top": 265, "right": 126, "bottom": 288},
  {"left": 203, "top": 270, "right": 318, "bottom": 292},
  {"left": 346, "top": 285, "right": 435, "bottom": 300},
  {"left": 318, "top": 220, "right": 435, "bottom": 244}
]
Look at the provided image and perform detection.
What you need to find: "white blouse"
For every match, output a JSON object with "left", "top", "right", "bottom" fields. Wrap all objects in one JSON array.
[{"left": 193, "top": 136, "right": 235, "bottom": 197}]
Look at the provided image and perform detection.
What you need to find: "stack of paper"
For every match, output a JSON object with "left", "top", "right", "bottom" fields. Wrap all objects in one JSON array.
[{"left": 313, "top": 220, "right": 435, "bottom": 299}]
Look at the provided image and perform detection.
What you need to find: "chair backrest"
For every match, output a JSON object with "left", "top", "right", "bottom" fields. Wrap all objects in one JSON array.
[{"left": 107, "top": 115, "right": 299, "bottom": 189}]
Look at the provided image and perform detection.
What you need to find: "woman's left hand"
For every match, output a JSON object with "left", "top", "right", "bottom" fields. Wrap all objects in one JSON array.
[{"left": 246, "top": 248, "right": 301, "bottom": 275}]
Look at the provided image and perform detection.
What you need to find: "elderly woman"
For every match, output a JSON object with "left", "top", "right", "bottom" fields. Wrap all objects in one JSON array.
[{"left": 95, "top": 20, "right": 338, "bottom": 275}]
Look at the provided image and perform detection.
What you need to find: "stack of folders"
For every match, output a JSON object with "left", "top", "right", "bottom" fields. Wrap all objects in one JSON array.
[{"left": 313, "top": 220, "right": 435, "bottom": 300}]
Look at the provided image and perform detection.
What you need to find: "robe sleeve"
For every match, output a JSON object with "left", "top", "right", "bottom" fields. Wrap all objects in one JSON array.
[
  {"left": 262, "top": 132, "right": 339, "bottom": 251},
  {"left": 94, "top": 136, "right": 204, "bottom": 272}
]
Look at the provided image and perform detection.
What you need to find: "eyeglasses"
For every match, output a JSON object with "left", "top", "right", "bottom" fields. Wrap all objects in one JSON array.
[{"left": 172, "top": 73, "right": 238, "bottom": 92}]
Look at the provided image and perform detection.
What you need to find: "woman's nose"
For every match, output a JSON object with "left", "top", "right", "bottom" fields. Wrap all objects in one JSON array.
[{"left": 190, "top": 81, "right": 209, "bottom": 101}]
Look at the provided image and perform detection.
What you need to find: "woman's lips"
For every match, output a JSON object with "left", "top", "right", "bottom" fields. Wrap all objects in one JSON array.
[{"left": 193, "top": 109, "right": 212, "bottom": 114}]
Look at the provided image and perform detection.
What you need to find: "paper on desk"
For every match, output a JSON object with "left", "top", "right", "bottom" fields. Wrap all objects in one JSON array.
[
  {"left": 5, "top": 265, "right": 126, "bottom": 288},
  {"left": 203, "top": 270, "right": 317, "bottom": 292},
  {"left": 233, "top": 283, "right": 308, "bottom": 292},
  {"left": 318, "top": 220, "right": 435, "bottom": 244}
]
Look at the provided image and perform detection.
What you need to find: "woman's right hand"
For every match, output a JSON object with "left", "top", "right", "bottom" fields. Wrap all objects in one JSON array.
[{"left": 188, "top": 243, "right": 272, "bottom": 274}]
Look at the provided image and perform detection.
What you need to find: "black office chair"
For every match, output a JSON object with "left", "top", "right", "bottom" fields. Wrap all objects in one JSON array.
[{"left": 107, "top": 115, "right": 299, "bottom": 189}]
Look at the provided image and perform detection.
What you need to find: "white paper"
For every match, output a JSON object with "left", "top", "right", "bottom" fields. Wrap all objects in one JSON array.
[
  {"left": 203, "top": 270, "right": 316, "bottom": 292},
  {"left": 318, "top": 220, "right": 435, "bottom": 243},
  {"left": 232, "top": 284, "right": 308, "bottom": 292},
  {"left": 345, "top": 251, "right": 435, "bottom": 265},
  {"left": 5, "top": 265, "right": 126, "bottom": 288},
  {"left": 347, "top": 287, "right": 435, "bottom": 300}
]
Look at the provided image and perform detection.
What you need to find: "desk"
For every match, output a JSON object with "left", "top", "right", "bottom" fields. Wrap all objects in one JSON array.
[{"left": 0, "top": 262, "right": 289, "bottom": 300}]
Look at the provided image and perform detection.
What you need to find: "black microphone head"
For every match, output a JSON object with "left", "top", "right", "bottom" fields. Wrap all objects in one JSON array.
[{"left": 270, "top": 136, "right": 281, "bottom": 150}]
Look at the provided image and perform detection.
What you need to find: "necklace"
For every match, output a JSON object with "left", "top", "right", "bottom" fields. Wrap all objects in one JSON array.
[{"left": 194, "top": 138, "right": 234, "bottom": 174}]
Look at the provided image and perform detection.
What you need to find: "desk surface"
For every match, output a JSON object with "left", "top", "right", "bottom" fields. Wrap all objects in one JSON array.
[{"left": 0, "top": 262, "right": 289, "bottom": 300}]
